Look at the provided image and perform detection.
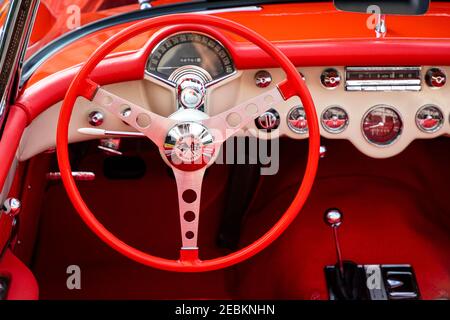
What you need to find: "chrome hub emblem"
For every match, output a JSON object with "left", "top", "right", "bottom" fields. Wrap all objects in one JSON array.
[{"left": 164, "top": 122, "right": 215, "bottom": 171}]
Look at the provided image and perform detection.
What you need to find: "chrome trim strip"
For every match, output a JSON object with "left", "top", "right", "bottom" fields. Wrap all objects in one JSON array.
[
  {"left": 0, "top": 0, "right": 40, "bottom": 134},
  {"left": 195, "top": 6, "right": 262, "bottom": 15}
]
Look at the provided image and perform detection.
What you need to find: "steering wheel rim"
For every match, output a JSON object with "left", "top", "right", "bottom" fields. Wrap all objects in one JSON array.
[{"left": 56, "top": 13, "right": 320, "bottom": 272}]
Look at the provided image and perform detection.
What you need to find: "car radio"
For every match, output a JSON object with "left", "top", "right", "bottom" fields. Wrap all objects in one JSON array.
[{"left": 345, "top": 66, "right": 422, "bottom": 91}]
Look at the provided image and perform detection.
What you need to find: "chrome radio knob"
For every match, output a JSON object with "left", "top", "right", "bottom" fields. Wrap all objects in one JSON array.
[
  {"left": 255, "top": 109, "right": 280, "bottom": 130},
  {"left": 416, "top": 105, "right": 444, "bottom": 133},
  {"left": 425, "top": 68, "right": 446, "bottom": 88},
  {"left": 321, "top": 68, "right": 341, "bottom": 89},
  {"left": 287, "top": 105, "right": 308, "bottom": 134}
]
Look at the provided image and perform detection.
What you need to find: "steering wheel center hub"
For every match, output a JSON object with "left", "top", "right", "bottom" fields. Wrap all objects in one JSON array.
[{"left": 163, "top": 122, "right": 215, "bottom": 171}]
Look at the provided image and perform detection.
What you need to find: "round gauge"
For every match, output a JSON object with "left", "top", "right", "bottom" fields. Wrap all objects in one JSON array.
[
  {"left": 321, "top": 106, "right": 349, "bottom": 133},
  {"left": 147, "top": 32, "right": 235, "bottom": 82},
  {"left": 362, "top": 106, "right": 403, "bottom": 146},
  {"left": 416, "top": 105, "right": 444, "bottom": 133},
  {"left": 287, "top": 106, "right": 308, "bottom": 134}
]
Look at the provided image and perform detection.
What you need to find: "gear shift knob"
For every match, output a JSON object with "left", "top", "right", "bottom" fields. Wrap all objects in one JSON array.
[{"left": 324, "top": 208, "right": 343, "bottom": 228}]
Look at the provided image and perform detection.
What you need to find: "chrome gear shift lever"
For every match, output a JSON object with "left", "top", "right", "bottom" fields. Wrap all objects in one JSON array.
[
  {"left": 323, "top": 208, "right": 366, "bottom": 300},
  {"left": 324, "top": 208, "right": 344, "bottom": 276}
]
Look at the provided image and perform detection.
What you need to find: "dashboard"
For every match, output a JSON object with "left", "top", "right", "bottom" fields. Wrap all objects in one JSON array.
[{"left": 18, "top": 31, "right": 450, "bottom": 161}]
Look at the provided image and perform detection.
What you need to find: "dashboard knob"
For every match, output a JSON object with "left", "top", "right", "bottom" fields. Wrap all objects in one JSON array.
[
  {"left": 255, "top": 70, "right": 272, "bottom": 88},
  {"left": 255, "top": 109, "right": 280, "bottom": 130},
  {"left": 425, "top": 68, "right": 446, "bottom": 88},
  {"left": 88, "top": 111, "right": 104, "bottom": 126},
  {"left": 321, "top": 68, "right": 341, "bottom": 89},
  {"left": 3, "top": 198, "right": 21, "bottom": 217}
]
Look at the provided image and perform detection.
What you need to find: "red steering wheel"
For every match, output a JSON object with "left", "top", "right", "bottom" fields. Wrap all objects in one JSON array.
[{"left": 56, "top": 14, "right": 320, "bottom": 272}]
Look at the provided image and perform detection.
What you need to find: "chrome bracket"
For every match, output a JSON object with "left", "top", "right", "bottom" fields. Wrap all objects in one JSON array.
[{"left": 375, "top": 14, "right": 387, "bottom": 38}]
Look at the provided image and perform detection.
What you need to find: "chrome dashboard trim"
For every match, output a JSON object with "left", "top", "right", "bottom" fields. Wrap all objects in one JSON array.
[{"left": 345, "top": 66, "right": 422, "bottom": 92}]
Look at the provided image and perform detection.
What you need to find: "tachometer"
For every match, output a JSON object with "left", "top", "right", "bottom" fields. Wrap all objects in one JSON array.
[
  {"left": 362, "top": 105, "right": 402, "bottom": 146},
  {"left": 146, "top": 32, "right": 235, "bottom": 84}
]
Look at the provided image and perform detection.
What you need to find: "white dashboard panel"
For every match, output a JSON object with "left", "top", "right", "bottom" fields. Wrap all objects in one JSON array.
[{"left": 18, "top": 67, "right": 450, "bottom": 161}]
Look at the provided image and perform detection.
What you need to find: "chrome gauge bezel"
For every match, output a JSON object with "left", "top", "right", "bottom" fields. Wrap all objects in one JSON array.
[
  {"left": 287, "top": 105, "right": 308, "bottom": 134},
  {"left": 321, "top": 106, "right": 349, "bottom": 134},
  {"left": 361, "top": 105, "right": 403, "bottom": 147},
  {"left": 415, "top": 104, "right": 444, "bottom": 133},
  {"left": 145, "top": 31, "right": 236, "bottom": 88}
]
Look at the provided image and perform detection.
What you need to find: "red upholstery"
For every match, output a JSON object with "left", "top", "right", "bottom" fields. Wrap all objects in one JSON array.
[{"left": 0, "top": 250, "right": 39, "bottom": 300}]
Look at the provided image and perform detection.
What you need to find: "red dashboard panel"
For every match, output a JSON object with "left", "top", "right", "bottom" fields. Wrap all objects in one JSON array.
[{"left": 24, "top": 2, "right": 450, "bottom": 87}]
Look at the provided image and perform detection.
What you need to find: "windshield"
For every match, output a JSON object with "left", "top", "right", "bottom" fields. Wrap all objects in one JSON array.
[{"left": 24, "top": 0, "right": 189, "bottom": 57}]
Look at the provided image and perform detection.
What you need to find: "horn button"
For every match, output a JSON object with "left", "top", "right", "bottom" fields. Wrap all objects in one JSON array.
[{"left": 163, "top": 110, "right": 215, "bottom": 171}]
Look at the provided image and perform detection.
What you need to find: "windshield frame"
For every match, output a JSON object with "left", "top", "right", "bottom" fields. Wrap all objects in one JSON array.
[
  {"left": 21, "top": 0, "right": 329, "bottom": 86},
  {"left": 0, "top": 0, "right": 39, "bottom": 135}
]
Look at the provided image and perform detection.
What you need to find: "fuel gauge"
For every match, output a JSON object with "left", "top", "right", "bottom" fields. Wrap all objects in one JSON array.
[
  {"left": 321, "top": 106, "right": 349, "bottom": 133},
  {"left": 416, "top": 105, "right": 444, "bottom": 133},
  {"left": 287, "top": 105, "right": 308, "bottom": 134}
]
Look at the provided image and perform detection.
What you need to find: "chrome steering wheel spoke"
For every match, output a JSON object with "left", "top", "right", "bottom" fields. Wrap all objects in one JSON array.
[
  {"left": 172, "top": 168, "right": 206, "bottom": 253},
  {"left": 92, "top": 87, "right": 176, "bottom": 147},
  {"left": 203, "top": 86, "right": 285, "bottom": 143}
]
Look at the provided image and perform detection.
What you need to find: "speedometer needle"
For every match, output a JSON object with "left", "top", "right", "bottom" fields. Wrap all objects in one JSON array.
[{"left": 368, "top": 122, "right": 384, "bottom": 129}]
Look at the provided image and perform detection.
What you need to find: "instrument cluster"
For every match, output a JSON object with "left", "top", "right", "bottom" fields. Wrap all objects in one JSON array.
[{"left": 143, "top": 31, "right": 449, "bottom": 154}]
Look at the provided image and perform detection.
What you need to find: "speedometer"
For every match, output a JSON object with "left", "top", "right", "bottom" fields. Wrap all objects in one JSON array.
[{"left": 146, "top": 32, "right": 235, "bottom": 83}]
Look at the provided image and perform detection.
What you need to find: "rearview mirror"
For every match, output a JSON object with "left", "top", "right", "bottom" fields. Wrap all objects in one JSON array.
[{"left": 334, "top": 0, "right": 430, "bottom": 15}]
